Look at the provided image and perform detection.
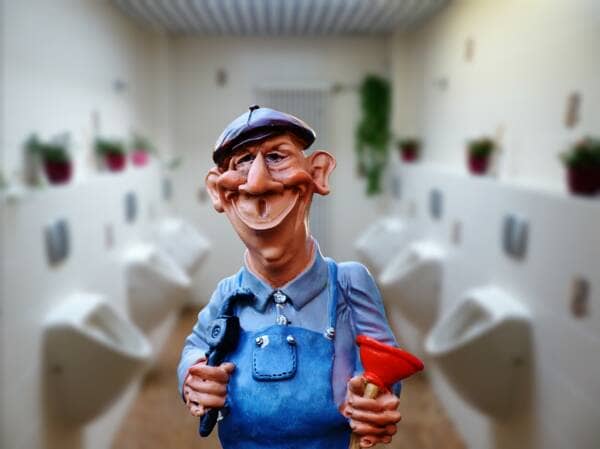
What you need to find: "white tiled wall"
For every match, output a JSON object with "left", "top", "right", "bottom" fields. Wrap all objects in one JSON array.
[
  {"left": 388, "top": 164, "right": 600, "bottom": 449},
  {"left": 0, "top": 165, "right": 181, "bottom": 449},
  {"left": 390, "top": 0, "right": 600, "bottom": 194},
  {"left": 1, "top": 2, "right": 174, "bottom": 449}
]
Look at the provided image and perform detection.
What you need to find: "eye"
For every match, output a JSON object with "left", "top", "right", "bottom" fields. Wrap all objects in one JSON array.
[
  {"left": 265, "top": 152, "right": 286, "bottom": 164},
  {"left": 234, "top": 153, "right": 254, "bottom": 169}
]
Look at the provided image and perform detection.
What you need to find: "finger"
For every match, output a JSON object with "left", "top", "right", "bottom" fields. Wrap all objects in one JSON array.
[
  {"left": 347, "top": 395, "right": 384, "bottom": 413},
  {"left": 184, "top": 386, "right": 199, "bottom": 406},
  {"left": 350, "top": 420, "right": 397, "bottom": 436},
  {"left": 186, "top": 378, "right": 228, "bottom": 396},
  {"left": 187, "top": 391, "right": 227, "bottom": 409},
  {"left": 340, "top": 402, "right": 352, "bottom": 418},
  {"left": 379, "top": 393, "right": 400, "bottom": 411},
  {"left": 360, "top": 436, "right": 376, "bottom": 448},
  {"left": 188, "top": 364, "right": 232, "bottom": 383},
  {"left": 188, "top": 403, "right": 204, "bottom": 417},
  {"left": 360, "top": 434, "right": 393, "bottom": 447},
  {"left": 346, "top": 407, "right": 401, "bottom": 426},
  {"left": 347, "top": 376, "right": 366, "bottom": 396},
  {"left": 348, "top": 390, "right": 399, "bottom": 411},
  {"left": 186, "top": 388, "right": 223, "bottom": 407}
]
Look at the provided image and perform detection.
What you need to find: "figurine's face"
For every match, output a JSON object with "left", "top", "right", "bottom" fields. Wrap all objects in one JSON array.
[{"left": 206, "top": 133, "right": 335, "bottom": 258}]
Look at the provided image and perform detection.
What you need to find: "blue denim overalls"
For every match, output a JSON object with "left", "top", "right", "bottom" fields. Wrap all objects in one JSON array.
[{"left": 218, "top": 259, "right": 351, "bottom": 449}]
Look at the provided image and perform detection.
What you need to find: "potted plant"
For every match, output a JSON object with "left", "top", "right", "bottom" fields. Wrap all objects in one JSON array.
[
  {"left": 396, "top": 138, "right": 420, "bottom": 162},
  {"left": 466, "top": 137, "right": 495, "bottom": 175},
  {"left": 130, "top": 133, "right": 154, "bottom": 167},
  {"left": 559, "top": 137, "right": 600, "bottom": 196},
  {"left": 356, "top": 75, "right": 391, "bottom": 195},
  {"left": 95, "top": 138, "right": 126, "bottom": 172},
  {"left": 25, "top": 133, "right": 73, "bottom": 185}
]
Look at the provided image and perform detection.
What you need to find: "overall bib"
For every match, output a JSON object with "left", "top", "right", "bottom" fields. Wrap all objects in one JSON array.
[{"left": 217, "top": 259, "right": 351, "bottom": 449}]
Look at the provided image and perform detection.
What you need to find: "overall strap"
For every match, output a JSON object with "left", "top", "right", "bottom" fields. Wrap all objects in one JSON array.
[
  {"left": 218, "top": 269, "right": 251, "bottom": 316},
  {"left": 324, "top": 258, "right": 339, "bottom": 340}
]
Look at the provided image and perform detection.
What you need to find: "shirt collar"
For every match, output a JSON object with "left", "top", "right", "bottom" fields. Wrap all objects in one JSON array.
[{"left": 240, "top": 238, "right": 329, "bottom": 312}]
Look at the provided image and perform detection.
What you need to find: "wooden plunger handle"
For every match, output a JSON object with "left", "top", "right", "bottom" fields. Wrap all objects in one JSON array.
[{"left": 349, "top": 381, "right": 380, "bottom": 449}]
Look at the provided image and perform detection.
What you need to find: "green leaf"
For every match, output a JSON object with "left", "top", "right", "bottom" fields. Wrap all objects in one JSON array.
[
  {"left": 355, "top": 75, "right": 391, "bottom": 195},
  {"left": 24, "top": 133, "right": 70, "bottom": 162},
  {"left": 95, "top": 137, "right": 125, "bottom": 156}
]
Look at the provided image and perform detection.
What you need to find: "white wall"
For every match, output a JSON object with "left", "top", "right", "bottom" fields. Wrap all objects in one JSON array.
[
  {"left": 168, "top": 36, "right": 392, "bottom": 303},
  {"left": 387, "top": 165, "right": 600, "bottom": 449},
  {"left": 390, "top": 0, "right": 600, "bottom": 193},
  {"left": 388, "top": 1, "right": 600, "bottom": 448},
  {"left": 1, "top": 2, "right": 174, "bottom": 449},
  {"left": 1, "top": 0, "right": 171, "bottom": 182}
]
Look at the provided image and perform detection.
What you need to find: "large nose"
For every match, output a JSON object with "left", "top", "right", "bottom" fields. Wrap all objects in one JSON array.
[{"left": 239, "top": 152, "right": 284, "bottom": 195}]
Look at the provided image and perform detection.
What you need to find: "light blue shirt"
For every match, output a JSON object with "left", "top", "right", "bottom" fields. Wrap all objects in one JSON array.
[{"left": 177, "top": 240, "right": 399, "bottom": 406}]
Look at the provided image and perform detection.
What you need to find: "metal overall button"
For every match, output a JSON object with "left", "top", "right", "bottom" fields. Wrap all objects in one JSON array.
[
  {"left": 255, "top": 335, "right": 269, "bottom": 347},
  {"left": 252, "top": 331, "right": 297, "bottom": 381},
  {"left": 324, "top": 327, "right": 335, "bottom": 340}
]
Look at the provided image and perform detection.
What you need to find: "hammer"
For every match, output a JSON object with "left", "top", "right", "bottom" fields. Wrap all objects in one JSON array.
[{"left": 349, "top": 335, "right": 424, "bottom": 449}]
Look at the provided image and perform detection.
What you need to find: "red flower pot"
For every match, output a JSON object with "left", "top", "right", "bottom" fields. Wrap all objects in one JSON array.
[
  {"left": 468, "top": 154, "right": 490, "bottom": 175},
  {"left": 131, "top": 150, "right": 149, "bottom": 167},
  {"left": 43, "top": 160, "right": 72, "bottom": 184},
  {"left": 105, "top": 153, "right": 126, "bottom": 172},
  {"left": 566, "top": 166, "right": 600, "bottom": 196},
  {"left": 400, "top": 146, "right": 418, "bottom": 162}
]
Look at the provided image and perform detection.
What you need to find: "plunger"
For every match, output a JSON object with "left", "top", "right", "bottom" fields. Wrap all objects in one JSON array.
[{"left": 349, "top": 335, "right": 425, "bottom": 449}]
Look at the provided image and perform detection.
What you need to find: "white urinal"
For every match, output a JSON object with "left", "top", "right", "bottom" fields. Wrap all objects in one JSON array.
[
  {"left": 153, "top": 218, "right": 211, "bottom": 275},
  {"left": 424, "top": 286, "right": 531, "bottom": 417},
  {"left": 354, "top": 217, "right": 405, "bottom": 275},
  {"left": 378, "top": 240, "right": 444, "bottom": 331},
  {"left": 44, "top": 292, "right": 152, "bottom": 425},
  {"left": 124, "top": 243, "right": 191, "bottom": 331}
]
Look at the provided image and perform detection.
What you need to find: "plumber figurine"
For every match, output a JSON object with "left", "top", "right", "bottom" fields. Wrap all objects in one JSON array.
[{"left": 178, "top": 105, "right": 402, "bottom": 449}]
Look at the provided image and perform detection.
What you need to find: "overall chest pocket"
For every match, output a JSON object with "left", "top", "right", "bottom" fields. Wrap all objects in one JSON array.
[{"left": 252, "top": 332, "right": 297, "bottom": 381}]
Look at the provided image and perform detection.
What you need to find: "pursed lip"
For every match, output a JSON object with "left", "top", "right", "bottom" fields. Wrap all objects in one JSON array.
[{"left": 231, "top": 189, "right": 300, "bottom": 231}]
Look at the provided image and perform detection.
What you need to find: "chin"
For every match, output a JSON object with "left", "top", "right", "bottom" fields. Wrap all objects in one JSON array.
[{"left": 256, "top": 244, "right": 288, "bottom": 263}]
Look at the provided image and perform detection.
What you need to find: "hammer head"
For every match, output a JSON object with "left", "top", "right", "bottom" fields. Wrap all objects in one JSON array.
[{"left": 356, "top": 335, "right": 424, "bottom": 389}]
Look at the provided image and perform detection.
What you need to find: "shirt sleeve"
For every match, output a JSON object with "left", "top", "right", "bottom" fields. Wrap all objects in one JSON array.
[
  {"left": 338, "top": 261, "right": 402, "bottom": 396},
  {"left": 176, "top": 279, "right": 231, "bottom": 397}
]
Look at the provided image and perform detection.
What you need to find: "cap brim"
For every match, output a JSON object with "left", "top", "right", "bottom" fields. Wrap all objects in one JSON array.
[{"left": 229, "top": 129, "right": 282, "bottom": 154}]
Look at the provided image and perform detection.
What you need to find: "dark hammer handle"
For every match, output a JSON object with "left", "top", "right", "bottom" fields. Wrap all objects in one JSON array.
[
  {"left": 199, "top": 408, "right": 220, "bottom": 437},
  {"left": 198, "top": 351, "right": 223, "bottom": 436}
]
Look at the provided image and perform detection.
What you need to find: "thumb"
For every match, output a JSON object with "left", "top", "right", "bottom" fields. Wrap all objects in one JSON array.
[
  {"left": 347, "top": 375, "right": 366, "bottom": 396},
  {"left": 221, "top": 362, "right": 236, "bottom": 374}
]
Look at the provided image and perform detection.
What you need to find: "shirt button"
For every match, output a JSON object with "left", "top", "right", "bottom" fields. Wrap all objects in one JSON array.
[{"left": 273, "top": 290, "right": 287, "bottom": 304}]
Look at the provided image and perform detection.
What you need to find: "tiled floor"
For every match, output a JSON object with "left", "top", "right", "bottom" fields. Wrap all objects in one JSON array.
[{"left": 111, "top": 308, "right": 466, "bottom": 449}]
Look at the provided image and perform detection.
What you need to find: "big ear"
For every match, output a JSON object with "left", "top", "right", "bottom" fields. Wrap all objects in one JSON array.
[
  {"left": 205, "top": 167, "right": 225, "bottom": 212},
  {"left": 308, "top": 150, "right": 336, "bottom": 195}
]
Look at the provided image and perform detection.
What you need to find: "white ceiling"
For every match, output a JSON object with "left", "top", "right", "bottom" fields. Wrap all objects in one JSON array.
[{"left": 113, "top": 0, "right": 448, "bottom": 36}]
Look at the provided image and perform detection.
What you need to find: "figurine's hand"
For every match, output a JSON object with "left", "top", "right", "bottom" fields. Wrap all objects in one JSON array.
[
  {"left": 183, "top": 358, "right": 235, "bottom": 417},
  {"left": 342, "top": 376, "right": 402, "bottom": 448}
]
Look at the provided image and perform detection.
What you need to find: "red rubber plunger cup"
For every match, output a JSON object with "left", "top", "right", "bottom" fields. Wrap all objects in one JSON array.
[{"left": 349, "top": 335, "right": 425, "bottom": 449}]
